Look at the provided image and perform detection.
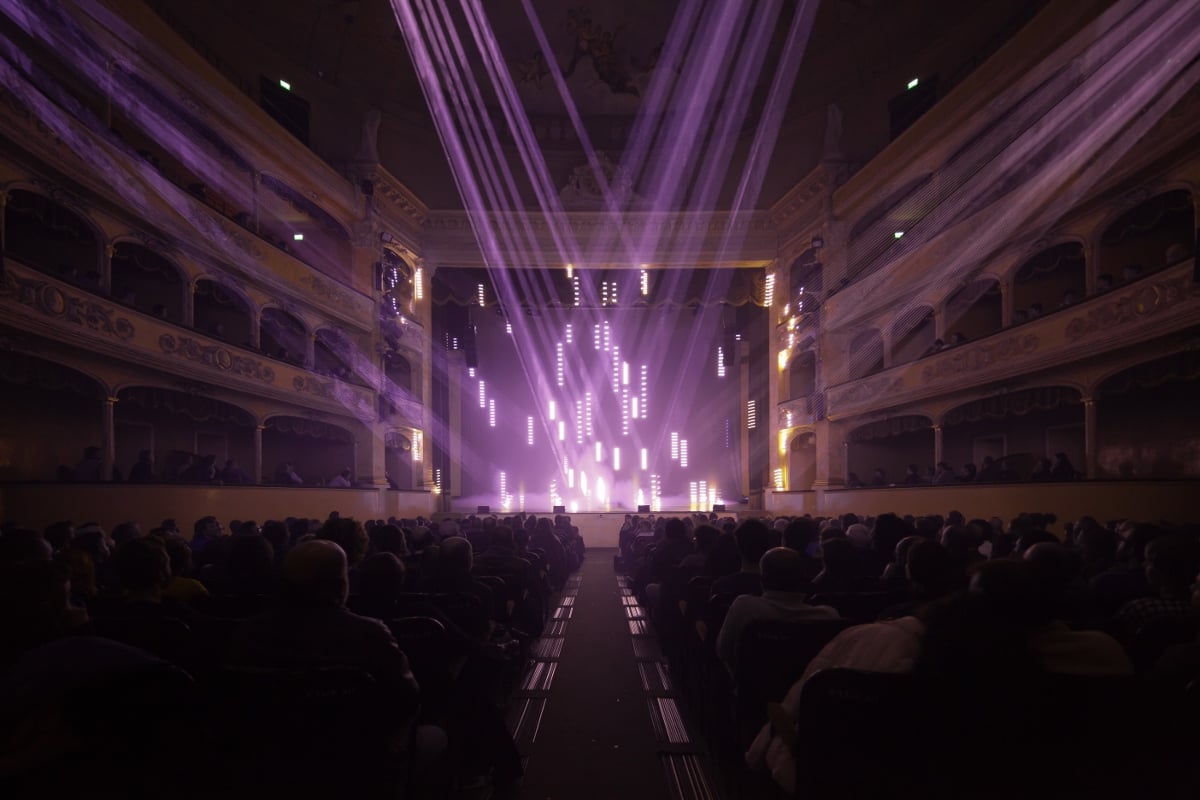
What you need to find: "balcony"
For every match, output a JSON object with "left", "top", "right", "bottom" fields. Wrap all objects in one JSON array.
[
  {"left": 824, "top": 261, "right": 1200, "bottom": 419},
  {"left": 0, "top": 262, "right": 419, "bottom": 425}
]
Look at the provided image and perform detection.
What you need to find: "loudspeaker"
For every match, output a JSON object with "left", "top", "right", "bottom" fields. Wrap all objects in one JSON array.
[
  {"left": 477, "top": 505, "right": 490, "bottom": 514},
  {"left": 713, "top": 504, "right": 726, "bottom": 512},
  {"left": 637, "top": 504, "right": 651, "bottom": 513},
  {"left": 553, "top": 505, "right": 566, "bottom": 513}
]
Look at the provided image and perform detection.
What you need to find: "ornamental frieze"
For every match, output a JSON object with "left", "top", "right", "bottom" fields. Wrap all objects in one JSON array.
[
  {"left": 920, "top": 334, "right": 1039, "bottom": 383},
  {"left": 301, "top": 274, "right": 356, "bottom": 311},
  {"left": 0, "top": 272, "right": 134, "bottom": 340},
  {"left": 1064, "top": 275, "right": 1200, "bottom": 342},
  {"left": 831, "top": 374, "right": 905, "bottom": 410},
  {"left": 159, "top": 334, "right": 275, "bottom": 383},
  {"left": 293, "top": 374, "right": 375, "bottom": 421}
]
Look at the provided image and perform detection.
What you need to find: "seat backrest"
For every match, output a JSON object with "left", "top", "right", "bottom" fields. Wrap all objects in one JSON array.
[
  {"left": 91, "top": 616, "right": 194, "bottom": 666},
  {"left": 734, "top": 619, "right": 853, "bottom": 708},
  {"left": 806, "top": 591, "right": 896, "bottom": 624},
  {"left": 795, "top": 669, "right": 1172, "bottom": 799}
]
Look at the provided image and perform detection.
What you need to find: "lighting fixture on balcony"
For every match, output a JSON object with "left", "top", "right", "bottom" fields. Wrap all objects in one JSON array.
[
  {"left": 279, "top": 79, "right": 292, "bottom": 91},
  {"left": 293, "top": 233, "right": 304, "bottom": 241}
]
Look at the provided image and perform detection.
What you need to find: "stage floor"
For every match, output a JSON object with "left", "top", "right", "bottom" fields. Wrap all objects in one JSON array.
[{"left": 435, "top": 509, "right": 748, "bottom": 548}]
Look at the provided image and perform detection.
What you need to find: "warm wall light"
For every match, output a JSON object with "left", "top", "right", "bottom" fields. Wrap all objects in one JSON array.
[
  {"left": 279, "top": 79, "right": 292, "bottom": 90},
  {"left": 292, "top": 233, "right": 304, "bottom": 241},
  {"left": 907, "top": 77, "right": 919, "bottom": 90}
]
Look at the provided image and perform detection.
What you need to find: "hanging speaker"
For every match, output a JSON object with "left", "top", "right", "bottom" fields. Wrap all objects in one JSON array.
[
  {"left": 637, "top": 505, "right": 650, "bottom": 513},
  {"left": 553, "top": 505, "right": 566, "bottom": 514},
  {"left": 477, "top": 505, "right": 490, "bottom": 514}
]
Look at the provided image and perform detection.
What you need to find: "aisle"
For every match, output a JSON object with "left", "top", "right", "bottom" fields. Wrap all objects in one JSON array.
[{"left": 508, "top": 550, "right": 719, "bottom": 800}]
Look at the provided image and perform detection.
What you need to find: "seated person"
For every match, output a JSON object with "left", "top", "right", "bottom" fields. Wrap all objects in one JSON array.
[
  {"left": 710, "top": 519, "right": 772, "bottom": 599},
  {"left": 1114, "top": 534, "right": 1199, "bottom": 627},
  {"left": 328, "top": 468, "right": 353, "bottom": 488},
  {"left": 219, "top": 458, "right": 253, "bottom": 485},
  {"left": 716, "top": 547, "right": 839, "bottom": 675},
  {"left": 225, "top": 540, "right": 422, "bottom": 747},
  {"left": 274, "top": 461, "right": 303, "bottom": 485}
]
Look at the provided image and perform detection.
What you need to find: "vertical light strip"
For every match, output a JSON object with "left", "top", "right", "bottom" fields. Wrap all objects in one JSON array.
[
  {"left": 414, "top": 267, "right": 424, "bottom": 300},
  {"left": 488, "top": 398, "right": 496, "bottom": 427},
  {"left": 680, "top": 439, "right": 689, "bottom": 469},
  {"left": 640, "top": 448, "right": 648, "bottom": 471},
  {"left": 528, "top": 416, "right": 535, "bottom": 446}
]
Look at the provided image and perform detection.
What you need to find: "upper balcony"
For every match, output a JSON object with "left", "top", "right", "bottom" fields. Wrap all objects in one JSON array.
[
  {"left": 823, "top": 260, "right": 1200, "bottom": 420},
  {"left": 0, "top": 260, "right": 428, "bottom": 428}
]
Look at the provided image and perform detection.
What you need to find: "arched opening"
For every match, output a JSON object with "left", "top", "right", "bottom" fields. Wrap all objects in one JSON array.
[
  {"left": 1012, "top": 242, "right": 1086, "bottom": 321},
  {"left": 941, "top": 387, "right": 1083, "bottom": 482},
  {"left": 788, "top": 251, "right": 823, "bottom": 314},
  {"left": 943, "top": 279, "right": 1001, "bottom": 343},
  {"left": 0, "top": 351, "right": 104, "bottom": 480},
  {"left": 193, "top": 279, "right": 255, "bottom": 347},
  {"left": 263, "top": 415, "right": 356, "bottom": 486},
  {"left": 788, "top": 431, "right": 816, "bottom": 492},
  {"left": 110, "top": 242, "right": 185, "bottom": 322},
  {"left": 381, "top": 249, "right": 416, "bottom": 318},
  {"left": 786, "top": 350, "right": 815, "bottom": 402},
  {"left": 4, "top": 189, "right": 102, "bottom": 291},
  {"left": 314, "top": 328, "right": 362, "bottom": 385},
  {"left": 891, "top": 305, "right": 936, "bottom": 364},
  {"left": 114, "top": 387, "right": 256, "bottom": 484},
  {"left": 1098, "top": 190, "right": 1195, "bottom": 289},
  {"left": 846, "top": 415, "right": 934, "bottom": 487},
  {"left": 1096, "top": 350, "right": 1200, "bottom": 479},
  {"left": 848, "top": 329, "right": 884, "bottom": 380},
  {"left": 385, "top": 431, "right": 414, "bottom": 490},
  {"left": 260, "top": 307, "right": 309, "bottom": 367},
  {"left": 384, "top": 351, "right": 413, "bottom": 395}
]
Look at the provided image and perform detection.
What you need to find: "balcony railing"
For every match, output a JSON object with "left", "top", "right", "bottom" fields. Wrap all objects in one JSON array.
[{"left": 824, "top": 261, "right": 1200, "bottom": 419}]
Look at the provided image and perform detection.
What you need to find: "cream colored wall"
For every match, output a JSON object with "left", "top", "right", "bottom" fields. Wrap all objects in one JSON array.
[
  {"left": 766, "top": 481, "right": 1200, "bottom": 534},
  {"left": 0, "top": 485, "right": 435, "bottom": 535}
]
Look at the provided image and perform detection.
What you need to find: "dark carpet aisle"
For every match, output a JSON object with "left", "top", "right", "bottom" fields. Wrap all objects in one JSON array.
[{"left": 506, "top": 549, "right": 719, "bottom": 800}]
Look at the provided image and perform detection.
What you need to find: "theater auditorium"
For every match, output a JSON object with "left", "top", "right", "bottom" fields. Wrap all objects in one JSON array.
[{"left": 1, "top": 0, "right": 1199, "bottom": 797}]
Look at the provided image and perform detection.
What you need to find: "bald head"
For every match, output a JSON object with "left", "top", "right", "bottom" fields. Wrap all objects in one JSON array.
[
  {"left": 760, "top": 546, "right": 807, "bottom": 592},
  {"left": 282, "top": 539, "right": 348, "bottom": 607}
]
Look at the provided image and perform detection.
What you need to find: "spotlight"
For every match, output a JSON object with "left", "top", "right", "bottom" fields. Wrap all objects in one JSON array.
[
  {"left": 811, "top": 235, "right": 824, "bottom": 249},
  {"left": 293, "top": 233, "right": 304, "bottom": 241},
  {"left": 279, "top": 79, "right": 291, "bottom": 91}
]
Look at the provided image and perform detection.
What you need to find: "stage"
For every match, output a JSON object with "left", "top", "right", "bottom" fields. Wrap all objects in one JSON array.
[{"left": 433, "top": 508, "right": 749, "bottom": 548}]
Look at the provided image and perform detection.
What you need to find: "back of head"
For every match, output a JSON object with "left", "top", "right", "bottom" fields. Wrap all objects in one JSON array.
[
  {"left": 1022, "top": 542, "right": 1080, "bottom": 609},
  {"left": 0, "top": 529, "right": 53, "bottom": 563},
  {"left": 760, "top": 547, "right": 808, "bottom": 592},
  {"left": 370, "top": 523, "right": 408, "bottom": 557},
  {"left": 819, "top": 537, "right": 857, "bottom": 577},
  {"left": 664, "top": 517, "right": 688, "bottom": 542},
  {"left": 228, "top": 535, "right": 275, "bottom": 593},
  {"left": 316, "top": 517, "right": 368, "bottom": 566},
  {"left": 439, "top": 536, "right": 473, "bottom": 577},
  {"left": 692, "top": 524, "right": 720, "bottom": 554},
  {"left": 282, "top": 540, "right": 348, "bottom": 608},
  {"left": 161, "top": 533, "right": 194, "bottom": 578},
  {"left": 359, "top": 552, "right": 406, "bottom": 604},
  {"left": 492, "top": 525, "right": 515, "bottom": 549},
  {"left": 871, "top": 513, "right": 909, "bottom": 556},
  {"left": 906, "top": 539, "right": 959, "bottom": 600},
  {"left": 734, "top": 519, "right": 771, "bottom": 565},
  {"left": 1145, "top": 534, "right": 1200, "bottom": 597},
  {"left": 113, "top": 536, "right": 170, "bottom": 594},
  {"left": 782, "top": 517, "right": 817, "bottom": 554},
  {"left": 1120, "top": 523, "right": 1165, "bottom": 567}
]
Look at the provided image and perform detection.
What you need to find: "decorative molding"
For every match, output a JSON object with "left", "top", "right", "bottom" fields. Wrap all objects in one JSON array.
[
  {"left": 292, "top": 375, "right": 375, "bottom": 421},
  {"left": 0, "top": 272, "right": 134, "bottom": 340},
  {"left": 830, "top": 374, "right": 905, "bottom": 409},
  {"left": 301, "top": 274, "right": 356, "bottom": 311},
  {"left": 1064, "top": 275, "right": 1200, "bottom": 342},
  {"left": 919, "top": 334, "right": 1039, "bottom": 383},
  {"left": 158, "top": 334, "right": 275, "bottom": 383}
]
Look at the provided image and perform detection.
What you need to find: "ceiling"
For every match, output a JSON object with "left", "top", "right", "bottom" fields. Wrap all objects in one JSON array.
[{"left": 152, "top": 0, "right": 1046, "bottom": 209}]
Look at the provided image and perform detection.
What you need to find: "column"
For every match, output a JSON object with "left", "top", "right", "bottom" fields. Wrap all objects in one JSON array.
[
  {"left": 306, "top": 332, "right": 317, "bottom": 369},
  {"left": 448, "top": 350, "right": 465, "bottom": 500},
  {"left": 253, "top": 424, "right": 264, "bottom": 484},
  {"left": 933, "top": 424, "right": 943, "bottom": 465},
  {"left": 933, "top": 307, "right": 946, "bottom": 341},
  {"left": 739, "top": 340, "right": 752, "bottom": 498},
  {"left": 1083, "top": 397, "right": 1098, "bottom": 479},
  {"left": 101, "top": 244, "right": 114, "bottom": 296},
  {"left": 811, "top": 419, "right": 844, "bottom": 487},
  {"left": 101, "top": 395, "right": 117, "bottom": 482},
  {"left": 249, "top": 308, "right": 261, "bottom": 349},
  {"left": 184, "top": 282, "right": 196, "bottom": 328},
  {"left": 1000, "top": 279, "right": 1013, "bottom": 328},
  {"left": 881, "top": 329, "right": 893, "bottom": 369},
  {"left": 365, "top": 424, "right": 388, "bottom": 487},
  {"left": 1, "top": 191, "right": 7, "bottom": 272},
  {"left": 251, "top": 172, "right": 261, "bottom": 235}
]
